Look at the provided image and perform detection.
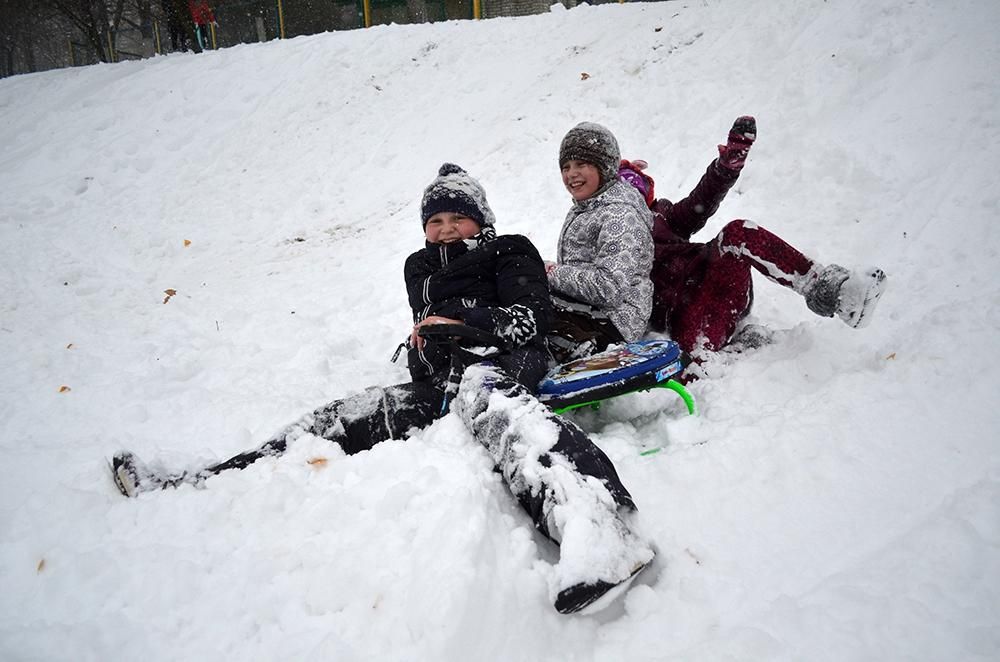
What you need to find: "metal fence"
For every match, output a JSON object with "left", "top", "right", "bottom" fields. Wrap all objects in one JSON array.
[{"left": 1, "top": 0, "right": 628, "bottom": 78}]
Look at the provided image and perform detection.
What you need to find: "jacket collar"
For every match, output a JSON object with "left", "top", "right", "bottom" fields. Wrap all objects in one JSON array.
[
  {"left": 572, "top": 179, "right": 645, "bottom": 214},
  {"left": 425, "top": 228, "right": 496, "bottom": 265}
]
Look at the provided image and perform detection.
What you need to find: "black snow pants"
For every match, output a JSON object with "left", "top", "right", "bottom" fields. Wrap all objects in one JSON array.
[{"left": 194, "top": 346, "right": 635, "bottom": 540}]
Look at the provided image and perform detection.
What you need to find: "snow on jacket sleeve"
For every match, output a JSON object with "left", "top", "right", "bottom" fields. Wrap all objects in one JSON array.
[
  {"left": 653, "top": 159, "right": 740, "bottom": 243},
  {"left": 458, "top": 235, "right": 552, "bottom": 347}
]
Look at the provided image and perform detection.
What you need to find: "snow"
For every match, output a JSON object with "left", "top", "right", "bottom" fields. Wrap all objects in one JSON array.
[{"left": 1, "top": 0, "right": 999, "bottom": 659}]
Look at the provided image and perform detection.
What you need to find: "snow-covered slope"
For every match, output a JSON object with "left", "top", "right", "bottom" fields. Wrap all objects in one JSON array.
[{"left": 1, "top": 0, "right": 998, "bottom": 659}]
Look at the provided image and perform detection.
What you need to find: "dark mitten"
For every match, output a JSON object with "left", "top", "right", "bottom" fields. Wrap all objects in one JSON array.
[{"left": 716, "top": 115, "right": 756, "bottom": 172}]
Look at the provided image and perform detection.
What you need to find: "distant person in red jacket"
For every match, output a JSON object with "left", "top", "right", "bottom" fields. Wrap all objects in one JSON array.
[
  {"left": 188, "top": 0, "right": 216, "bottom": 49},
  {"left": 619, "top": 117, "right": 886, "bottom": 359}
]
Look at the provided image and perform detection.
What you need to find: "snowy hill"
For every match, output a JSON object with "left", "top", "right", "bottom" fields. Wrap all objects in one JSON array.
[{"left": 1, "top": 0, "right": 999, "bottom": 659}]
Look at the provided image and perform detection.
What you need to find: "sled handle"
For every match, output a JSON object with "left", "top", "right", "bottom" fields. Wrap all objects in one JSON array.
[
  {"left": 415, "top": 326, "right": 698, "bottom": 416},
  {"left": 417, "top": 323, "right": 508, "bottom": 349}
]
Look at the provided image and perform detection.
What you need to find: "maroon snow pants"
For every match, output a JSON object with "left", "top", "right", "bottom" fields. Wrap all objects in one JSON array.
[{"left": 666, "top": 220, "right": 814, "bottom": 354}]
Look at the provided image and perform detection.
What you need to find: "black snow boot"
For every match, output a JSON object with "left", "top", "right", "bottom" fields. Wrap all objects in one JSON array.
[
  {"left": 111, "top": 451, "right": 191, "bottom": 497},
  {"left": 555, "top": 557, "right": 652, "bottom": 615}
]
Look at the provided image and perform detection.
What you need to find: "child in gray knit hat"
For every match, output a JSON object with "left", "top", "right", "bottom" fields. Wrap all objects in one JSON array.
[{"left": 546, "top": 122, "right": 654, "bottom": 362}]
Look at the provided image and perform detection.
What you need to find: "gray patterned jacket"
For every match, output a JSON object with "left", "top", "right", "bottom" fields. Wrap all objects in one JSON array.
[{"left": 549, "top": 180, "right": 654, "bottom": 341}]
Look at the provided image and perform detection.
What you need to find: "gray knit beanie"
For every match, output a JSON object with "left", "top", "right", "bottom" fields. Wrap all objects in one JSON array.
[
  {"left": 558, "top": 122, "right": 622, "bottom": 186},
  {"left": 420, "top": 163, "right": 496, "bottom": 229}
]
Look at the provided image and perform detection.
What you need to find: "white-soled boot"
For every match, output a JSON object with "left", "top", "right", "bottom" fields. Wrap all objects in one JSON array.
[
  {"left": 543, "top": 464, "right": 655, "bottom": 614},
  {"left": 835, "top": 267, "right": 887, "bottom": 328},
  {"left": 801, "top": 264, "right": 887, "bottom": 329}
]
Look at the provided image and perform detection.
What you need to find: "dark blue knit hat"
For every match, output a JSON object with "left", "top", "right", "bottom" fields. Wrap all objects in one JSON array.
[{"left": 420, "top": 163, "right": 496, "bottom": 228}]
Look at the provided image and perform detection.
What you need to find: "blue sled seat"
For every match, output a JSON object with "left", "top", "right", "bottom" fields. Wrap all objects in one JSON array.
[{"left": 537, "top": 339, "right": 695, "bottom": 415}]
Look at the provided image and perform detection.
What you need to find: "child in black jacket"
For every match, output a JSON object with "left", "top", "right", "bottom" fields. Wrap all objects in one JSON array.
[{"left": 110, "top": 163, "right": 653, "bottom": 614}]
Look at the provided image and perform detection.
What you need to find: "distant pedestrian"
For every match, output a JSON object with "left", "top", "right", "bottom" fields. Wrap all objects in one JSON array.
[
  {"left": 161, "top": 0, "right": 188, "bottom": 52},
  {"left": 188, "top": 0, "right": 216, "bottom": 50}
]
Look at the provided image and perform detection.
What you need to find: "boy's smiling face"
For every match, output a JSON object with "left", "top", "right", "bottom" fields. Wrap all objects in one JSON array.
[
  {"left": 424, "top": 211, "right": 481, "bottom": 244},
  {"left": 561, "top": 159, "right": 601, "bottom": 201}
]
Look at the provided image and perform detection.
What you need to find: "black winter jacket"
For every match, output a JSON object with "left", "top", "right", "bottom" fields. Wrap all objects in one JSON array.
[{"left": 403, "top": 233, "right": 553, "bottom": 385}]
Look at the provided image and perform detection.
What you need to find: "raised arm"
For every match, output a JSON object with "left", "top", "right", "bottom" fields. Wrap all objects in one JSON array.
[{"left": 654, "top": 116, "right": 756, "bottom": 242}]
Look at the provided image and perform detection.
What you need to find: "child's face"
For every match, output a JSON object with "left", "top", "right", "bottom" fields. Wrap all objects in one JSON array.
[
  {"left": 561, "top": 160, "right": 601, "bottom": 201},
  {"left": 424, "top": 212, "right": 481, "bottom": 244}
]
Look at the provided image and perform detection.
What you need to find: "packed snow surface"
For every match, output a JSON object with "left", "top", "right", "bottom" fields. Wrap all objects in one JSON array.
[{"left": 2, "top": 0, "right": 999, "bottom": 659}]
